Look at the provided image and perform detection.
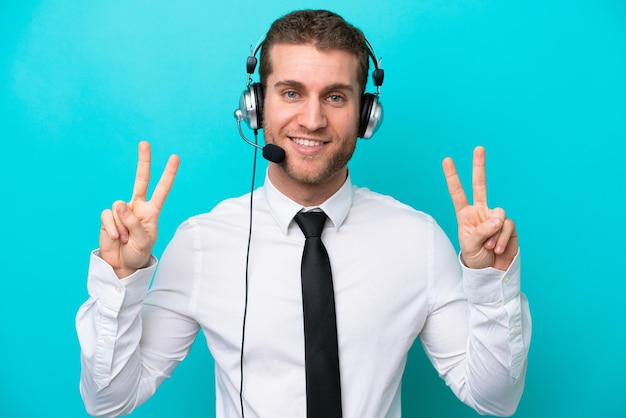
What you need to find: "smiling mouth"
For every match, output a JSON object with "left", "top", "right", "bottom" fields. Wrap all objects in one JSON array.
[{"left": 291, "top": 137, "right": 325, "bottom": 147}]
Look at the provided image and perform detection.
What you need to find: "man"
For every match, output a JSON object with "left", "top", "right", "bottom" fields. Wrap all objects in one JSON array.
[{"left": 77, "top": 9, "right": 531, "bottom": 418}]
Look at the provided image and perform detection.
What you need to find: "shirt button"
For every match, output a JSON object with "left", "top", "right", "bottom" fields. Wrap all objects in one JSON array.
[
  {"left": 512, "top": 327, "right": 520, "bottom": 335},
  {"left": 503, "top": 275, "right": 511, "bottom": 284},
  {"left": 103, "top": 336, "right": 112, "bottom": 344},
  {"left": 115, "top": 285, "right": 122, "bottom": 293}
]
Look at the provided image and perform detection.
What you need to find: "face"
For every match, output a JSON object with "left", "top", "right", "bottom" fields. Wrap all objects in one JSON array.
[{"left": 262, "top": 43, "right": 361, "bottom": 203}]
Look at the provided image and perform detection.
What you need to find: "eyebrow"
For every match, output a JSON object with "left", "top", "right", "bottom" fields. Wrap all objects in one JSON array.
[{"left": 273, "top": 80, "right": 355, "bottom": 94}]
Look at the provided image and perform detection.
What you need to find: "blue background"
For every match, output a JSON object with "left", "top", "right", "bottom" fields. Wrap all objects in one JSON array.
[{"left": 2, "top": 1, "right": 625, "bottom": 417}]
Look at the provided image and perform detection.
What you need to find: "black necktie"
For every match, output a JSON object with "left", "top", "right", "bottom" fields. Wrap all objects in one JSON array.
[{"left": 294, "top": 211, "right": 342, "bottom": 418}]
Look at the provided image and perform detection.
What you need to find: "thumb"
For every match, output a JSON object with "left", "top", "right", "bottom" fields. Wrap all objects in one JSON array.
[
  {"left": 478, "top": 208, "right": 506, "bottom": 242},
  {"left": 115, "top": 201, "right": 151, "bottom": 255}
]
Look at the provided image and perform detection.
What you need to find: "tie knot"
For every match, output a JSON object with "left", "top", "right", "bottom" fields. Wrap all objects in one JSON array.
[{"left": 294, "top": 211, "right": 328, "bottom": 238}]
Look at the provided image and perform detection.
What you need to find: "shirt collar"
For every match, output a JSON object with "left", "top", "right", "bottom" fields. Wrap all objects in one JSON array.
[{"left": 263, "top": 170, "right": 353, "bottom": 235}]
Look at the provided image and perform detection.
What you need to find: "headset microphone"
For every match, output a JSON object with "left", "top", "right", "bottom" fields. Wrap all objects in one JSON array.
[{"left": 234, "top": 109, "right": 286, "bottom": 163}]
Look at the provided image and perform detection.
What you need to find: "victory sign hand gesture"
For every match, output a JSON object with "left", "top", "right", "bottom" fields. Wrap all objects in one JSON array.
[
  {"left": 99, "top": 141, "right": 180, "bottom": 278},
  {"left": 443, "top": 146, "right": 518, "bottom": 271}
]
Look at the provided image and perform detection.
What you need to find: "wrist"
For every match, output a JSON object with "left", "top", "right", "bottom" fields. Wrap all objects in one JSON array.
[
  {"left": 114, "top": 256, "right": 152, "bottom": 279},
  {"left": 113, "top": 267, "right": 139, "bottom": 279}
]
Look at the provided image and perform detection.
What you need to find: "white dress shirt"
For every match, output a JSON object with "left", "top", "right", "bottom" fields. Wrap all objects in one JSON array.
[{"left": 76, "top": 173, "right": 531, "bottom": 417}]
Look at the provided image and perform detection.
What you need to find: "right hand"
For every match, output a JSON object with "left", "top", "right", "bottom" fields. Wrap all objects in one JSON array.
[{"left": 99, "top": 141, "right": 180, "bottom": 278}]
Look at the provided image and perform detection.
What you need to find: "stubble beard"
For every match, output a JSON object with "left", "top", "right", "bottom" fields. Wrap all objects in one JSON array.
[{"left": 264, "top": 127, "right": 357, "bottom": 185}]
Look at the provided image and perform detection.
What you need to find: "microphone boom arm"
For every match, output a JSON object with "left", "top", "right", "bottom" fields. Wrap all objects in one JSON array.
[{"left": 234, "top": 110, "right": 285, "bottom": 163}]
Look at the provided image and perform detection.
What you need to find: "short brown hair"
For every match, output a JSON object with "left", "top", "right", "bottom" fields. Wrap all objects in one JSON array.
[{"left": 259, "top": 9, "right": 369, "bottom": 95}]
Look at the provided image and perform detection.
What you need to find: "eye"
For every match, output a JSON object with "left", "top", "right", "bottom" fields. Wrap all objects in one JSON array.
[
  {"left": 328, "top": 94, "right": 344, "bottom": 103},
  {"left": 284, "top": 90, "right": 299, "bottom": 100}
]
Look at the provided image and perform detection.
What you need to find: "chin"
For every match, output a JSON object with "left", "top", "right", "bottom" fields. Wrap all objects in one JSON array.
[{"left": 284, "top": 160, "right": 346, "bottom": 186}]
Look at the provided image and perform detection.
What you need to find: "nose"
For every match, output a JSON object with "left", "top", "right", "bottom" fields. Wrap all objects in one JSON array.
[{"left": 297, "top": 98, "right": 327, "bottom": 131}]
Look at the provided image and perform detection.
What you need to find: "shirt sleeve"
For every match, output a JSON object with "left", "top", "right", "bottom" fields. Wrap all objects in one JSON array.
[
  {"left": 419, "top": 224, "right": 531, "bottom": 417},
  {"left": 75, "top": 244, "right": 200, "bottom": 417},
  {"left": 462, "top": 250, "right": 530, "bottom": 380}
]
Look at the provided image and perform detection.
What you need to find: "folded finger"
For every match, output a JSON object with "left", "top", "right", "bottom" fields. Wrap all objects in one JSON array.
[
  {"left": 100, "top": 209, "right": 119, "bottom": 240},
  {"left": 471, "top": 207, "right": 506, "bottom": 245},
  {"left": 495, "top": 218, "right": 516, "bottom": 255},
  {"left": 112, "top": 201, "right": 130, "bottom": 244},
  {"left": 484, "top": 232, "right": 500, "bottom": 250},
  {"left": 115, "top": 201, "right": 151, "bottom": 251}
]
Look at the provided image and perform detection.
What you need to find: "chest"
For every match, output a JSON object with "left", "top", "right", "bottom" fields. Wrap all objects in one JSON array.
[{"left": 195, "top": 228, "right": 430, "bottom": 362}]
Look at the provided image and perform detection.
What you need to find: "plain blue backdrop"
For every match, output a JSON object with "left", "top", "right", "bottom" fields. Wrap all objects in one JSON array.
[{"left": 1, "top": 1, "right": 625, "bottom": 417}]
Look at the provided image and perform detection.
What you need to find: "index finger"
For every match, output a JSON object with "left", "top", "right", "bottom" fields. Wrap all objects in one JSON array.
[
  {"left": 442, "top": 156, "right": 469, "bottom": 213},
  {"left": 131, "top": 141, "right": 152, "bottom": 201},
  {"left": 149, "top": 154, "right": 180, "bottom": 211}
]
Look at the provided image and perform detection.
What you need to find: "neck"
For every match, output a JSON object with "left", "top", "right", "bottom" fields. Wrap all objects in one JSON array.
[{"left": 268, "top": 165, "right": 348, "bottom": 207}]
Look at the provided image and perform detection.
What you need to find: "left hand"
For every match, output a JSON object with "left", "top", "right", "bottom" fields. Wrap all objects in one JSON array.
[{"left": 442, "top": 146, "right": 518, "bottom": 271}]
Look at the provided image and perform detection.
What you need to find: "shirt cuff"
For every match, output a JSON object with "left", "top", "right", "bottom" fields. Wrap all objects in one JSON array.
[
  {"left": 87, "top": 250, "right": 157, "bottom": 313},
  {"left": 461, "top": 249, "right": 521, "bottom": 304}
]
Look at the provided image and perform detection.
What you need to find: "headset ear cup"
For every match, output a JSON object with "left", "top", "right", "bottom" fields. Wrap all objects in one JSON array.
[
  {"left": 359, "top": 93, "right": 382, "bottom": 139},
  {"left": 358, "top": 94, "right": 373, "bottom": 138},
  {"left": 238, "top": 82, "right": 264, "bottom": 130},
  {"left": 252, "top": 83, "right": 264, "bottom": 129}
]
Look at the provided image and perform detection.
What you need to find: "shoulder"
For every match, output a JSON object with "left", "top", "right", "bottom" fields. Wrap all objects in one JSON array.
[
  {"left": 349, "top": 185, "right": 457, "bottom": 261},
  {"left": 176, "top": 191, "right": 256, "bottom": 233},
  {"left": 351, "top": 185, "right": 435, "bottom": 224}
]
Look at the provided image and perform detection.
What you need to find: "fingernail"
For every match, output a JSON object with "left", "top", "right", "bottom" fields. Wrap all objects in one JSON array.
[{"left": 492, "top": 218, "right": 502, "bottom": 228}]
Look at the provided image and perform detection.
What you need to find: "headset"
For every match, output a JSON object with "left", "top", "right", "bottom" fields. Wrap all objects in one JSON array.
[{"left": 236, "top": 36, "right": 385, "bottom": 145}]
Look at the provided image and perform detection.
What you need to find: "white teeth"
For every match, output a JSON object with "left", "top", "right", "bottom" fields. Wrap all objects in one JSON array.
[{"left": 292, "top": 137, "right": 323, "bottom": 147}]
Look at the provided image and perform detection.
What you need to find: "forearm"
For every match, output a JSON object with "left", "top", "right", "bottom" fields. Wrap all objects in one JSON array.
[
  {"left": 421, "top": 250, "right": 531, "bottom": 417},
  {"left": 461, "top": 297, "right": 530, "bottom": 416},
  {"left": 76, "top": 252, "right": 160, "bottom": 416},
  {"left": 458, "top": 250, "right": 531, "bottom": 416}
]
